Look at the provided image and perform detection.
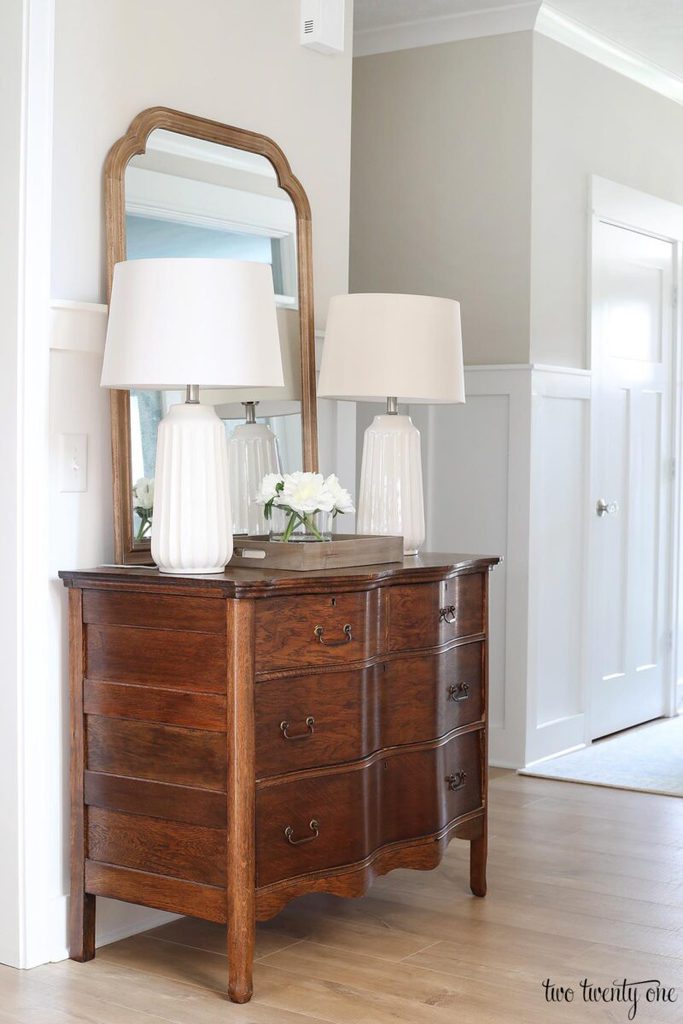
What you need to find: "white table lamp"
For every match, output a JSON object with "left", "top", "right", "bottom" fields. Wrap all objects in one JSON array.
[
  {"left": 102, "top": 258, "right": 284, "bottom": 574},
  {"left": 317, "top": 293, "right": 465, "bottom": 554}
]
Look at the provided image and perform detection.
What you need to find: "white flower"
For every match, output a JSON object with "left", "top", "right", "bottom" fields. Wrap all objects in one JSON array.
[
  {"left": 278, "top": 471, "right": 335, "bottom": 514},
  {"left": 133, "top": 477, "right": 154, "bottom": 510},
  {"left": 256, "top": 473, "right": 284, "bottom": 505},
  {"left": 324, "top": 474, "right": 355, "bottom": 515}
]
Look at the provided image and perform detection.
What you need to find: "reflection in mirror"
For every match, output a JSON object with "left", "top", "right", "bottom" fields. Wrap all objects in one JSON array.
[{"left": 123, "top": 128, "right": 303, "bottom": 538}]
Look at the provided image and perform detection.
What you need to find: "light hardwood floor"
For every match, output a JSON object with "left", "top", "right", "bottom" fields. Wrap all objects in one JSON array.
[{"left": 3, "top": 770, "right": 682, "bottom": 1023}]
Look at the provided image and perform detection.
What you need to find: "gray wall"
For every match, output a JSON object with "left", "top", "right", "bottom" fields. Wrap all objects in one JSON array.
[{"left": 350, "top": 32, "right": 533, "bottom": 366}]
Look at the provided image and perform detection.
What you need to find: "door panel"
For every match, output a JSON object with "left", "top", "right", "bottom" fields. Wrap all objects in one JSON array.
[{"left": 591, "top": 222, "right": 674, "bottom": 738}]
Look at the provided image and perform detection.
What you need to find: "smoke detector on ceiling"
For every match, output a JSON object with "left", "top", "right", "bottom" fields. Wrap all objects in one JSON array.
[{"left": 301, "top": 0, "right": 345, "bottom": 55}]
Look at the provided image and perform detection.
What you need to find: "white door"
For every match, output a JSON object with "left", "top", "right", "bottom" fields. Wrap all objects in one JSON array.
[{"left": 590, "top": 220, "right": 675, "bottom": 739}]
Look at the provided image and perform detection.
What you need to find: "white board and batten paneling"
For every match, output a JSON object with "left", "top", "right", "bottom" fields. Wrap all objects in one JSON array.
[
  {"left": 526, "top": 367, "right": 591, "bottom": 763},
  {"left": 413, "top": 367, "right": 531, "bottom": 768},
  {"left": 416, "top": 364, "right": 591, "bottom": 767}
]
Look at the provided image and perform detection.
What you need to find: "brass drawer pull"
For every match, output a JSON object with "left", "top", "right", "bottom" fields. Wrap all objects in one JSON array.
[
  {"left": 314, "top": 623, "right": 352, "bottom": 646},
  {"left": 439, "top": 605, "right": 456, "bottom": 624},
  {"left": 280, "top": 716, "right": 315, "bottom": 741},
  {"left": 446, "top": 771, "right": 467, "bottom": 792},
  {"left": 284, "top": 819, "right": 320, "bottom": 845},
  {"left": 448, "top": 682, "right": 470, "bottom": 702}
]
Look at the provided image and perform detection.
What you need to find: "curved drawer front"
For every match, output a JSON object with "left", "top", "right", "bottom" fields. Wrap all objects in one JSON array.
[
  {"left": 254, "top": 589, "right": 383, "bottom": 673},
  {"left": 381, "top": 642, "right": 484, "bottom": 743},
  {"left": 389, "top": 573, "right": 485, "bottom": 652},
  {"left": 255, "top": 642, "right": 484, "bottom": 778},
  {"left": 256, "top": 729, "right": 482, "bottom": 888}
]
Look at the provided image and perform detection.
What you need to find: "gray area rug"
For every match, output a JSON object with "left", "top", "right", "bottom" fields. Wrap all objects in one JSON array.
[{"left": 519, "top": 716, "right": 683, "bottom": 797}]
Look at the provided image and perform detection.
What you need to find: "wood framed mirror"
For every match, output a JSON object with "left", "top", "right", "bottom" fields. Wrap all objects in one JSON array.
[{"left": 104, "top": 107, "right": 318, "bottom": 564}]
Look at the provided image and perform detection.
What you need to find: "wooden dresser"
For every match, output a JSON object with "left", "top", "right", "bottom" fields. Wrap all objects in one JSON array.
[{"left": 60, "top": 553, "right": 498, "bottom": 1003}]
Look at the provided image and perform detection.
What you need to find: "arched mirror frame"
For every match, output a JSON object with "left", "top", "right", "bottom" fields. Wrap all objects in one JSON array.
[{"left": 104, "top": 106, "right": 318, "bottom": 564}]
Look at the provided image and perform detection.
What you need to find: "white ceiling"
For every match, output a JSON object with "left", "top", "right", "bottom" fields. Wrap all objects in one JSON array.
[
  {"left": 548, "top": 0, "right": 683, "bottom": 80},
  {"left": 354, "top": 0, "right": 683, "bottom": 82},
  {"left": 353, "top": 0, "right": 534, "bottom": 33}
]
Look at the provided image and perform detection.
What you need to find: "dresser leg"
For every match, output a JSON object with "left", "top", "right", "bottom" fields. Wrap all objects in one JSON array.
[
  {"left": 470, "top": 828, "right": 487, "bottom": 897},
  {"left": 68, "top": 587, "right": 96, "bottom": 961},
  {"left": 69, "top": 891, "right": 96, "bottom": 961},
  {"left": 226, "top": 598, "right": 256, "bottom": 1003}
]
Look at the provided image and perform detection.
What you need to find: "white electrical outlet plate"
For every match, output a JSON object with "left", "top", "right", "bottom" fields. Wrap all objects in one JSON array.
[{"left": 59, "top": 433, "right": 88, "bottom": 492}]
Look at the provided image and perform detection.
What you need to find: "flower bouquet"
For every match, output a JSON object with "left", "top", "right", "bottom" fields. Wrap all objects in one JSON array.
[
  {"left": 133, "top": 476, "right": 154, "bottom": 542},
  {"left": 257, "top": 471, "right": 354, "bottom": 542}
]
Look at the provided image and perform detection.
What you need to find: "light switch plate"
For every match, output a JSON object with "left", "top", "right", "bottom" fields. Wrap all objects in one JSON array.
[{"left": 59, "top": 433, "right": 87, "bottom": 492}]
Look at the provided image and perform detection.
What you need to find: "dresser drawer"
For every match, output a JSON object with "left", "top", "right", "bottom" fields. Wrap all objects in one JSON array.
[
  {"left": 256, "top": 729, "right": 482, "bottom": 887},
  {"left": 389, "top": 573, "right": 486, "bottom": 652},
  {"left": 255, "top": 643, "right": 484, "bottom": 779},
  {"left": 254, "top": 589, "right": 384, "bottom": 672},
  {"left": 255, "top": 669, "right": 373, "bottom": 778},
  {"left": 382, "top": 642, "right": 484, "bottom": 742}
]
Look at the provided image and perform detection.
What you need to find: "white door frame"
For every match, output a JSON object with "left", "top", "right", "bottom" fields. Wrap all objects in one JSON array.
[
  {"left": 0, "top": 0, "right": 56, "bottom": 969},
  {"left": 586, "top": 176, "right": 683, "bottom": 744}
]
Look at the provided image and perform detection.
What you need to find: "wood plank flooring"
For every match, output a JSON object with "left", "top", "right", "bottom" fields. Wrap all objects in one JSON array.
[{"left": 3, "top": 770, "right": 682, "bottom": 1023}]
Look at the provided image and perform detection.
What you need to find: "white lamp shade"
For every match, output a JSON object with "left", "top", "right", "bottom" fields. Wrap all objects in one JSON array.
[
  {"left": 101, "top": 258, "right": 285, "bottom": 390},
  {"left": 199, "top": 306, "right": 302, "bottom": 413},
  {"left": 317, "top": 293, "right": 465, "bottom": 403}
]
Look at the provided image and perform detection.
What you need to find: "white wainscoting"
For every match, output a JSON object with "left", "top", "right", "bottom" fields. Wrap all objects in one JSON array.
[
  {"left": 413, "top": 366, "right": 532, "bottom": 767},
  {"left": 415, "top": 364, "right": 592, "bottom": 768},
  {"left": 526, "top": 367, "right": 591, "bottom": 764}
]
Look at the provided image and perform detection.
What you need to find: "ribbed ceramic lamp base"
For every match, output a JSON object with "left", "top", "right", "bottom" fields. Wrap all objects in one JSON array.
[
  {"left": 357, "top": 414, "right": 425, "bottom": 556},
  {"left": 151, "top": 403, "right": 233, "bottom": 574},
  {"left": 228, "top": 422, "right": 281, "bottom": 535}
]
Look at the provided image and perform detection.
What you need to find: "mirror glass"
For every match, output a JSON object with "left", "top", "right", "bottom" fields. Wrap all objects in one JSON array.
[{"left": 123, "top": 128, "right": 303, "bottom": 538}]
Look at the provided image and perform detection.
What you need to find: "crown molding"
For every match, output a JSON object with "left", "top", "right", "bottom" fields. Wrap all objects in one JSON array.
[
  {"left": 535, "top": 4, "right": 683, "bottom": 108},
  {"left": 353, "top": 1, "right": 540, "bottom": 58}
]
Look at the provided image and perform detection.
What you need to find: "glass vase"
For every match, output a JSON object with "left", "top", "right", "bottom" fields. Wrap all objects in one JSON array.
[{"left": 269, "top": 508, "right": 332, "bottom": 543}]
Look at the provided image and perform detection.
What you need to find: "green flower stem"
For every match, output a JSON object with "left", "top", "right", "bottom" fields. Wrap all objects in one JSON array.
[
  {"left": 134, "top": 514, "right": 152, "bottom": 542},
  {"left": 277, "top": 508, "right": 327, "bottom": 542},
  {"left": 301, "top": 513, "right": 324, "bottom": 540},
  {"left": 282, "top": 511, "right": 300, "bottom": 542}
]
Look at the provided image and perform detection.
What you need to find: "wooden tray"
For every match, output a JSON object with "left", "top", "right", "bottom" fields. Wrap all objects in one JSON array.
[{"left": 229, "top": 534, "right": 403, "bottom": 571}]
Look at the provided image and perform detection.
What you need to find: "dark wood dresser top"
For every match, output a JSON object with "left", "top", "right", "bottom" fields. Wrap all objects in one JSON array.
[{"left": 59, "top": 552, "right": 500, "bottom": 597}]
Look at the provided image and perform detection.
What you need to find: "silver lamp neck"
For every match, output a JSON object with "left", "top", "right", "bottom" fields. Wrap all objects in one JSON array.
[
  {"left": 185, "top": 385, "right": 200, "bottom": 404},
  {"left": 243, "top": 401, "right": 258, "bottom": 424},
  {"left": 386, "top": 396, "right": 398, "bottom": 415}
]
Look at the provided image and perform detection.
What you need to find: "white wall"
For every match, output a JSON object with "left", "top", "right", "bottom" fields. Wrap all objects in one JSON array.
[
  {"left": 530, "top": 34, "right": 683, "bottom": 368},
  {"left": 350, "top": 32, "right": 533, "bottom": 365},
  {"left": 52, "top": 0, "right": 352, "bottom": 320},
  {"left": 2, "top": 0, "right": 354, "bottom": 967}
]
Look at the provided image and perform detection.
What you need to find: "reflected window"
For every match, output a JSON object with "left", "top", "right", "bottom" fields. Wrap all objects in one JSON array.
[{"left": 126, "top": 215, "right": 290, "bottom": 298}]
